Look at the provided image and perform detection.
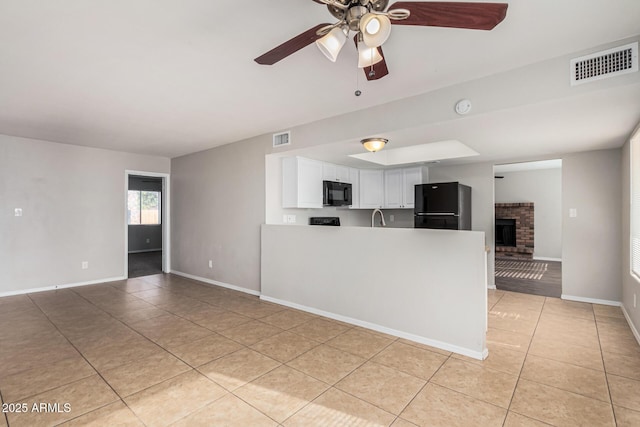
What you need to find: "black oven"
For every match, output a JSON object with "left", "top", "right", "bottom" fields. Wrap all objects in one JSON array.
[{"left": 323, "top": 180, "right": 352, "bottom": 206}]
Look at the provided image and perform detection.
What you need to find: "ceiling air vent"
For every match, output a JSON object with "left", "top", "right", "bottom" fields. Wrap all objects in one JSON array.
[
  {"left": 273, "top": 131, "right": 291, "bottom": 148},
  {"left": 571, "top": 42, "right": 638, "bottom": 86}
]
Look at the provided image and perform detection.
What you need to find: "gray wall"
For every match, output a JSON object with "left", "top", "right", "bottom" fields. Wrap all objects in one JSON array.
[
  {"left": 562, "top": 148, "right": 622, "bottom": 302},
  {"left": 495, "top": 168, "right": 562, "bottom": 259},
  {"left": 621, "top": 135, "right": 640, "bottom": 333},
  {"left": 170, "top": 137, "right": 267, "bottom": 293},
  {"left": 0, "top": 134, "right": 170, "bottom": 293},
  {"left": 429, "top": 162, "right": 496, "bottom": 286},
  {"left": 128, "top": 176, "right": 162, "bottom": 252}
]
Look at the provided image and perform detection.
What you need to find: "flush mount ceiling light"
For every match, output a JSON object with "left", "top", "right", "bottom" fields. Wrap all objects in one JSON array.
[
  {"left": 254, "top": 1, "right": 508, "bottom": 82},
  {"left": 361, "top": 137, "right": 388, "bottom": 152}
]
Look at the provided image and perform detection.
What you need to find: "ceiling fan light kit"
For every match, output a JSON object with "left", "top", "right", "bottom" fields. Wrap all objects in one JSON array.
[
  {"left": 360, "top": 13, "right": 391, "bottom": 47},
  {"left": 255, "top": 0, "right": 508, "bottom": 81},
  {"left": 316, "top": 26, "right": 348, "bottom": 62}
]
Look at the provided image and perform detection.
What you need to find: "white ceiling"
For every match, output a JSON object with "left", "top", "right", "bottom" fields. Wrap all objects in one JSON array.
[{"left": 0, "top": 0, "right": 639, "bottom": 159}]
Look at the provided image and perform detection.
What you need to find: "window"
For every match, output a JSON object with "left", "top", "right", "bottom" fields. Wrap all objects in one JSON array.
[
  {"left": 128, "top": 190, "right": 161, "bottom": 225},
  {"left": 632, "top": 126, "right": 640, "bottom": 278}
]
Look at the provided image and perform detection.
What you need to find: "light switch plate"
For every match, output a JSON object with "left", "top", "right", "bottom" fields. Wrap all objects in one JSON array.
[
  {"left": 14, "top": 208, "right": 22, "bottom": 217},
  {"left": 287, "top": 215, "right": 296, "bottom": 224}
]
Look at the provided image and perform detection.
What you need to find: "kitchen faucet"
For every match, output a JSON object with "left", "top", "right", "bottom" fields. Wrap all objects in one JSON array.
[{"left": 371, "top": 208, "right": 386, "bottom": 228}]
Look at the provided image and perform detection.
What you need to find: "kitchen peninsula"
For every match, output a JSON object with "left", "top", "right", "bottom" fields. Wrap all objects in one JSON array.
[{"left": 261, "top": 224, "right": 488, "bottom": 359}]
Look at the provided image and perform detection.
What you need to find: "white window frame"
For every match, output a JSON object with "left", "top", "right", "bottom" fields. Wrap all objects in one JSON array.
[{"left": 630, "top": 124, "right": 640, "bottom": 281}]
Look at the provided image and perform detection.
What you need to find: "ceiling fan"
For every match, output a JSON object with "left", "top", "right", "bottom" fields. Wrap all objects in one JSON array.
[{"left": 254, "top": 0, "right": 508, "bottom": 81}]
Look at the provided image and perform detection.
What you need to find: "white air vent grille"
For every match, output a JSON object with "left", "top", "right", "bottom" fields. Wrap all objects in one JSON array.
[
  {"left": 273, "top": 131, "right": 291, "bottom": 147},
  {"left": 571, "top": 42, "right": 638, "bottom": 86}
]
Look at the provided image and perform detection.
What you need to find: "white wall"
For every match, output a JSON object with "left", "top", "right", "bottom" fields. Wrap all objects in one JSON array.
[
  {"left": 495, "top": 168, "right": 562, "bottom": 259},
  {"left": 262, "top": 224, "right": 487, "bottom": 359},
  {"left": 171, "top": 137, "right": 267, "bottom": 293},
  {"left": 429, "top": 162, "right": 496, "bottom": 286},
  {"left": 561, "top": 149, "right": 622, "bottom": 303},
  {"left": 0, "top": 134, "right": 170, "bottom": 294}
]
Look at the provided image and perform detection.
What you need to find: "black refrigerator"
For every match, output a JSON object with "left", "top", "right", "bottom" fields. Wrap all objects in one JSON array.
[{"left": 414, "top": 182, "right": 472, "bottom": 230}]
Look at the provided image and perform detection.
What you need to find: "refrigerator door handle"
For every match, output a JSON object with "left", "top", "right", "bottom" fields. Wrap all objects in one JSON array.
[{"left": 423, "top": 213, "right": 459, "bottom": 216}]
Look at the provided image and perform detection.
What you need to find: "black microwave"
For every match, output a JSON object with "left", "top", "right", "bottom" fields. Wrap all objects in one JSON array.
[{"left": 323, "top": 180, "right": 352, "bottom": 206}]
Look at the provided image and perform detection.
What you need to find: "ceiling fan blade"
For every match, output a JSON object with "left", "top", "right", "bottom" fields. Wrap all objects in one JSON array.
[
  {"left": 353, "top": 35, "right": 389, "bottom": 81},
  {"left": 254, "top": 23, "right": 332, "bottom": 65},
  {"left": 388, "top": 2, "right": 508, "bottom": 30}
]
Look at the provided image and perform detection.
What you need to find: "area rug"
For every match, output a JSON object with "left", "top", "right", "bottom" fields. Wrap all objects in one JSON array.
[{"left": 495, "top": 259, "right": 548, "bottom": 280}]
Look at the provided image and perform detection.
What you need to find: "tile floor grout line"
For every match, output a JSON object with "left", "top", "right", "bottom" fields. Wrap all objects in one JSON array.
[
  {"left": 500, "top": 293, "right": 546, "bottom": 426},
  {"left": 594, "top": 308, "right": 618, "bottom": 426}
]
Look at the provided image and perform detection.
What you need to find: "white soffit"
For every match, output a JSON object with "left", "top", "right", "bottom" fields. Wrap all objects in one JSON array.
[
  {"left": 494, "top": 159, "right": 563, "bottom": 173},
  {"left": 349, "top": 140, "right": 479, "bottom": 166}
]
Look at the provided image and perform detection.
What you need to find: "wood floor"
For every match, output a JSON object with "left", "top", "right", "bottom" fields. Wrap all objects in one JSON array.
[{"left": 495, "top": 258, "right": 562, "bottom": 298}]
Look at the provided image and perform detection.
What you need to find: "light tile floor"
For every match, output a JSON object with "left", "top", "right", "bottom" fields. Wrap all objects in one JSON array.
[{"left": 0, "top": 274, "right": 639, "bottom": 426}]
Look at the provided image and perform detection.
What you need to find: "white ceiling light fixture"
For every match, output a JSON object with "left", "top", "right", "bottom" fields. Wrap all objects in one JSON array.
[
  {"left": 360, "top": 13, "right": 391, "bottom": 47},
  {"left": 316, "top": 26, "right": 348, "bottom": 62},
  {"left": 361, "top": 137, "right": 388, "bottom": 152}
]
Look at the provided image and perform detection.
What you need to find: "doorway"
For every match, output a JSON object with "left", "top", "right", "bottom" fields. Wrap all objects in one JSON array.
[
  {"left": 493, "top": 160, "right": 562, "bottom": 297},
  {"left": 125, "top": 171, "right": 170, "bottom": 278}
]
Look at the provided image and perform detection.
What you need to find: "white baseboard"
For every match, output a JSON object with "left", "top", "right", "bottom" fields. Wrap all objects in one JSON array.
[
  {"left": 170, "top": 270, "right": 260, "bottom": 297},
  {"left": 534, "top": 256, "right": 562, "bottom": 262},
  {"left": 128, "top": 249, "right": 162, "bottom": 254},
  {"left": 487, "top": 284, "right": 497, "bottom": 290},
  {"left": 621, "top": 305, "right": 640, "bottom": 347},
  {"left": 0, "top": 276, "right": 126, "bottom": 297},
  {"left": 561, "top": 294, "right": 621, "bottom": 306},
  {"left": 260, "top": 294, "right": 487, "bottom": 361}
]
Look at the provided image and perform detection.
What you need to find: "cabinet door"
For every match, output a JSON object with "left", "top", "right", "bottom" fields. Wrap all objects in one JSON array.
[
  {"left": 322, "top": 163, "right": 337, "bottom": 181},
  {"left": 336, "top": 166, "right": 350, "bottom": 183},
  {"left": 348, "top": 168, "right": 360, "bottom": 209},
  {"left": 402, "top": 167, "right": 422, "bottom": 208},
  {"left": 297, "top": 158, "right": 323, "bottom": 208},
  {"left": 384, "top": 169, "right": 403, "bottom": 208},
  {"left": 359, "top": 169, "right": 384, "bottom": 209}
]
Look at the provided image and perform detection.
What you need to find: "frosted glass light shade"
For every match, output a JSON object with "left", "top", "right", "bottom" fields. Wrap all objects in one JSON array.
[
  {"left": 316, "top": 27, "right": 347, "bottom": 62},
  {"left": 357, "top": 41, "right": 383, "bottom": 68},
  {"left": 360, "top": 13, "right": 391, "bottom": 47},
  {"left": 361, "top": 138, "right": 388, "bottom": 152}
]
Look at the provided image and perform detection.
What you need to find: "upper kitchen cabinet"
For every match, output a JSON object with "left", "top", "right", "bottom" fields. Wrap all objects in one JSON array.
[
  {"left": 384, "top": 167, "right": 424, "bottom": 209},
  {"left": 323, "top": 163, "right": 350, "bottom": 182},
  {"left": 359, "top": 169, "right": 384, "bottom": 209},
  {"left": 348, "top": 167, "right": 360, "bottom": 209},
  {"left": 282, "top": 157, "right": 323, "bottom": 208}
]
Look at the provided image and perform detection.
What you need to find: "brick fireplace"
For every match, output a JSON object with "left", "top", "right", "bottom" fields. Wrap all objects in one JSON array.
[{"left": 495, "top": 202, "right": 534, "bottom": 259}]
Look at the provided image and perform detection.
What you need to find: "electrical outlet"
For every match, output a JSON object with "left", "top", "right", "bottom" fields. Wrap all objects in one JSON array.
[
  {"left": 390, "top": 214, "right": 395, "bottom": 222},
  {"left": 146, "top": 238, "right": 150, "bottom": 243},
  {"left": 282, "top": 214, "right": 288, "bottom": 224},
  {"left": 14, "top": 208, "right": 22, "bottom": 217},
  {"left": 208, "top": 260, "right": 213, "bottom": 269},
  {"left": 81, "top": 261, "right": 88, "bottom": 270},
  {"left": 287, "top": 215, "right": 296, "bottom": 224},
  {"left": 569, "top": 208, "right": 577, "bottom": 218}
]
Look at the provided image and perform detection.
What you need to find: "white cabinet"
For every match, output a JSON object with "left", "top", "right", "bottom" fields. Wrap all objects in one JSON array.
[
  {"left": 282, "top": 157, "right": 323, "bottom": 208},
  {"left": 384, "top": 167, "right": 423, "bottom": 209},
  {"left": 323, "top": 163, "right": 350, "bottom": 182},
  {"left": 359, "top": 169, "right": 384, "bottom": 209},
  {"left": 348, "top": 167, "right": 360, "bottom": 209}
]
